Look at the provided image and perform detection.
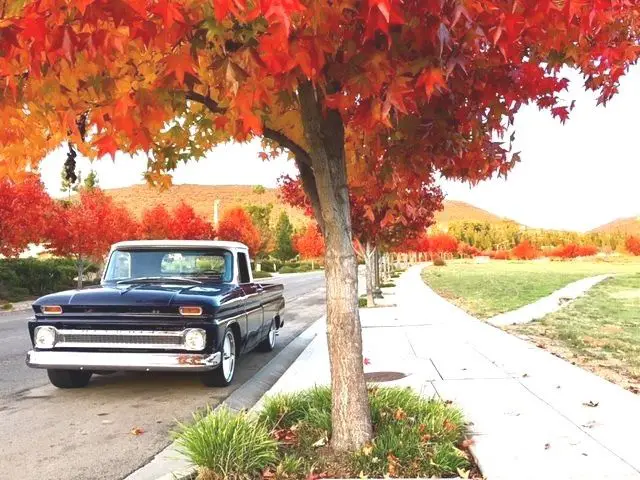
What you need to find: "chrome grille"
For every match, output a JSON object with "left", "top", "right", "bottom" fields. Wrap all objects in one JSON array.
[{"left": 54, "top": 329, "right": 186, "bottom": 350}]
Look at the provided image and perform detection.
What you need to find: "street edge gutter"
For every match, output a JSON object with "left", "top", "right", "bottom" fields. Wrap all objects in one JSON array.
[{"left": 123, "top": 316, "right": 326, "bottom": 480}]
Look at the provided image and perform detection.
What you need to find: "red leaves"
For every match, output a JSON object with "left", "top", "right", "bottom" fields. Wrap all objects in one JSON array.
[
  {"left": 547, "top": 244, "right": 598, "bottom": 258},
  {"left": 512, "top": 240, "right": 541, "bottom": 260},
  {"left": 93, "top": 134, "right": 119, "bottom": 160},
  {"left": 140, "top": 202, "right": 213, "bottom": 240},
  {"left": 48, "top": 190, "right": 140, "bottom": 262},
  {"left": 626, "top": 236, "right": 640, "bottom": 256},
  {"left": 151, "top": 0, "right": 184, "bottom": 28},
  {"left": 551, "top": 106, "right": 570, "bottom": 124},
  {"left": 416, "top": 68, "right": 447, "bottom": 101},
  {"left": 0, "top": 175, "right": 54, "bottom": 257},
  {"left": 217, "top": 207, "right": 261, "bottom": 255},
  {"left": 293, "top": 223, "right": 325, "bottom": 260},
  {"left": 163, "top": 53, "right": 195, "bottom": 85}
]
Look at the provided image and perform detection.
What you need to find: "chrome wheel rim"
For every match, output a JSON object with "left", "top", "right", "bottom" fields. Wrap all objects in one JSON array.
[
  {"left": 222, "top": 331, "right": 235, "bottom": 382},
  {"left": 268, "top": 321, "right": 276, "bottom": 347}
]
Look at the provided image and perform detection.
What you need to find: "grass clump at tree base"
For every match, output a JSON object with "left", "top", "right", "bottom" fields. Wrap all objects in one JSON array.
[{"left": 175, "top": 387, "right": 475, "bottom": 479}]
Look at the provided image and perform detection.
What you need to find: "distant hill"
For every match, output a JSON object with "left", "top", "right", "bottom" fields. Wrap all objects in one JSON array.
[
  {"left": 590, "top": 216, "right": 640, "bottom": 236},
  {"left": 103, "top": 184, "right": 510, "bottom": 230},
  {"left": 433, "top": 200, "right": 509, "bottom": 226},
  {"left": 103, "top": 184, "right": 310, "bottom": 228}
]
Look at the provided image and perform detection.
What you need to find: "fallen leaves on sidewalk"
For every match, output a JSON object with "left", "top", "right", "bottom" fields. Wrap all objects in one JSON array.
[
  {"left": 582, "top": 400, "right": 599, "bottom": 407},
  {"left": 130, "top": 427, "right": 144, "bottom": 436}
]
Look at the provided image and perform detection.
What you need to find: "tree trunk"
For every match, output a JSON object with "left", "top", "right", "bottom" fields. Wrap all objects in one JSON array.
[
  {"left": 364, "top": 242, "right": 375, "bottom": 307},
  {"left": 76, "top": 257, "right": 84, "bottom": 289},
  {"left": 297, "top": 82, "right": 372, "bottom": 451}
]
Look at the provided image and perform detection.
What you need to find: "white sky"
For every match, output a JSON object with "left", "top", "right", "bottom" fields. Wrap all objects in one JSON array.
[{"left": 38, "top": 67, "right": 640, "bottom": 233}]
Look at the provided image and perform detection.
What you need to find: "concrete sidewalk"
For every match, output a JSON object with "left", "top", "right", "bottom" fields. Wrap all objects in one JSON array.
[{"left": 258, "top": 265, "right": 640, "bottom": 480}]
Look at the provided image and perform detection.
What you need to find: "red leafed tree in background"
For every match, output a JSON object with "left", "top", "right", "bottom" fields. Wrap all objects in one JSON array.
[
  {"left": 512, "top": 240, "right": 541, "bottom": 260},
  {"left": 48, "top": 190, "right": 140, "bottom": 288},
  {"left": 140, "top": 205, "right": 173, "bottom": 239},
  {"left": 141, "top": 203, "right": 213, "bottom": 240},
  {"left": 216, "top": 207, "right": 261, "bottom": 256},
  {"left": 548, "top": 243, "right": 598, "bottom": 259},
  {"left": 281, "top": 168, "right": 444, "bottom": 306},
  {"left": 293, "top": 223, "right": 325, "bottom": 268},
  {"left": 171, "top": 202, "right": 214, "bottom": 240},
  {"left": 1, "top": 0, "right": 639, "bottom": 450},
  {"left": 0, "top": 175, "right": 54, "bottom": 257},
  {"left": 427, "top": 234, "right": 459, "bottom": 258},
  {"left": 625, "top": 236, "right": 640, "bottom": 256}
]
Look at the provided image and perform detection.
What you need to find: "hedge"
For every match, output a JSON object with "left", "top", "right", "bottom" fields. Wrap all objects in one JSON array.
[{"left": 0, "top": 258, "right": 98, "bottom": 302}]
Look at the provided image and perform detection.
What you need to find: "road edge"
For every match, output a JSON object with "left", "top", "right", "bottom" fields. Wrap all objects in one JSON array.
[{"left": 123, "top": 315, "right": 326, "bottom": 480}]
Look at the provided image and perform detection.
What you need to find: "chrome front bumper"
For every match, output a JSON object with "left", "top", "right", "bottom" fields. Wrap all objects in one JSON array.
[{"left": 26, "top": 350, "right": 222, "bottom": 372}]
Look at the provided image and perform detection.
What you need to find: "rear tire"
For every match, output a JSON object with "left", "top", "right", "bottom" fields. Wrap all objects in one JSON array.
[
  {"left": 47, "top": 369, "right": 93, "bottom": 389},
  {"left": 257, "top": 318, "right": 277, "bottom": 352},
  {"left": 201, "top": 327, "right": 236, "bottom": 387}
]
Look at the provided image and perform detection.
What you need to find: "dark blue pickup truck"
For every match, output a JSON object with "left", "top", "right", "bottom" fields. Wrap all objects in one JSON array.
[{"left": 26, "top": 240, "right": 285, "bottom": 388}]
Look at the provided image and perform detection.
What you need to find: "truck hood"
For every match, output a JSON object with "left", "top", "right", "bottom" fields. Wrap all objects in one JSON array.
[{"left": 34, "top": 283, "right": 238, "bottom": 308}]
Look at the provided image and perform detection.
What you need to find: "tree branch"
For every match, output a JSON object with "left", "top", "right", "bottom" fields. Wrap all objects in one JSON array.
[
  {"left": 185, "top": 91, "right": 225, "bottom": 114},
  {"left": 295, "top": 157, "right": 325, "bottom": 234},
  {"left": 263, "top": 127, "right": 312, "bottom": 167}
]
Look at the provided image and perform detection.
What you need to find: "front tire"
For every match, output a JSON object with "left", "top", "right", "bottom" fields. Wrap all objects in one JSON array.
[
  {"left": 201, "top": 328, "right": 236, "bottom": 387},
  {"left": 47, "top": 369, "right": 92, "bottom": 389},
  {"left": 257, "top": 318, "right": 277, "bottom": 352}
]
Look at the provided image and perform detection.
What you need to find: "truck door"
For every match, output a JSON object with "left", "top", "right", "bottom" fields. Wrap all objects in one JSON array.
[{"left": 237, "top": 251, "right": 264, "bottom": 350}]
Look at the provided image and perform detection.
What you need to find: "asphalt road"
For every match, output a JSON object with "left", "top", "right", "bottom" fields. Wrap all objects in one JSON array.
[{"left": 0, "top": 272, "right": 325, "bottom": 480}]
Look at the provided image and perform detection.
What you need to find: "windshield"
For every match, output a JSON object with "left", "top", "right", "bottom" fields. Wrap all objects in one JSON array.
[{"left": 103, "top": 249, "right": 234, "bottom": 283}]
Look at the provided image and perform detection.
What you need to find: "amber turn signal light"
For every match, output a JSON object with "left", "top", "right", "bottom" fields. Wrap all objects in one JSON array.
[
  {"left": 179, "top": 306, "right": 203, "bottom": 316},
  {"left": 42, "top": 305, "right": 63, "bottom": 315}
]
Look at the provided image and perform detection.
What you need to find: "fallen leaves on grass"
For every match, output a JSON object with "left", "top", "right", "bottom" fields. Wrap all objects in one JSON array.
[{"left": 273, "top": 428, "right": 297, "bottom": 445}]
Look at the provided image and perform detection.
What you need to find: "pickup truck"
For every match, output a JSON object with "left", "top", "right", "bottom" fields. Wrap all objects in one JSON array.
[{"left": 26, "top": 240, "right": 285, "bottom": 388}]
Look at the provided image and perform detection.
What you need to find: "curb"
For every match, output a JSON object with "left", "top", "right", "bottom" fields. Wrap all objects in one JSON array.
[{"left": 123, "top": 316, "right": 325, "bottom": 480}]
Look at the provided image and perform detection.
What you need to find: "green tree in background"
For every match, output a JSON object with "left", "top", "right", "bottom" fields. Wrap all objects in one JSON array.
[
  {"left": 274, "top": 212, "right": 295, "bottom": 261},
  {"left": 60, "top": 168, "right": 80, "bottom": 200},
  {"left": 246, "top": 203, "right": 274, "bottom": 259},
  {"left": 83, "top": 170, "right": 99, "bottom": 190}
]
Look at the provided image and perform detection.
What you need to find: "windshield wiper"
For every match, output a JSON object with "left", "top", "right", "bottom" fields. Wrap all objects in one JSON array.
[{"left": 116, "top": 276, "right": 202, "bottom": 285}]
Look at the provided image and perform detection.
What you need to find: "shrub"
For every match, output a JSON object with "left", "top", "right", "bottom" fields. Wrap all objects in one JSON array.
[
  {"left": 260, "top": 259, "right": 283, "bottom": 273},
  {"left": 458, "top": 243, "right": 481, "bottom": 258},
  {"left": 489, "top": 250, "right": 511, "bottom": 260},
  {"left": 511, "top": 240, "right": 541, "bottom": 260},
  {"left": 625, "top": 236, "right": 640, "bottom": 256},
  {"left": 175, "top": 407, "right": 278, "bottom": 480},
  {"left": 433, "top": 256, "right": 446, "bottom": 266},
  {"left": 258, "top": 387, "right": 470, "bottom": 479},
  {"left": 547, "top": 243, "right": 598, "bottom": 258},
  {"left": 358, "top": 296, "right": 368, "bottom": 307},
  {"left": 296, "top": 263, "right": 312, "bottom": 272},
  {"left": 0, "top": 258, "right": 93, "bottom": 301},
  {"left": 380, "top": 281, "right": 395, "bottom": 288},
  {"left": 252, "top": 270, "right": 273, "bottom": 279},
  {"left": 2, "top": 303, "right": 12, "bottom": 310},
  {"left": 278, "top": 265, "right": 297, "bottom": 274}
]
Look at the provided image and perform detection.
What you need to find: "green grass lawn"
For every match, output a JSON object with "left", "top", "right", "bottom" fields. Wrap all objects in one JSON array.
[
  {"left": 507, "top": 273, "right": 640, "bottom": 393},
  {"left": 421, "top": 258, "right": 640, "bottom": 319}
]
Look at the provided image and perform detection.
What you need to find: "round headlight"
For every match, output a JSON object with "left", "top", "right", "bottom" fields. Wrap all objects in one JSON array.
[
  {"left": 34, "top": 326, "right": 57, "bottom": 349},
  {"left": 184, "top": 328, "right": 206, "bottom": 351}
]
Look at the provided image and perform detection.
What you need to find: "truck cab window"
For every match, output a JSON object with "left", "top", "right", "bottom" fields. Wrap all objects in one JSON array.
[{"left": 237, "top": 252, "right": 251, "bottom": 284}]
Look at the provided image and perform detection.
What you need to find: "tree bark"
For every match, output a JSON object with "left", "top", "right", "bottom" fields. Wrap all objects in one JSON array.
[
  {"left": 364, "top": 242, "right": 375, "bottom": 307},
  {"left": 76, "top": 257, "right": 84, "bottom": 289},
  {"left": 298, "top": 81, "right": 373, "bottom": 451}
]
